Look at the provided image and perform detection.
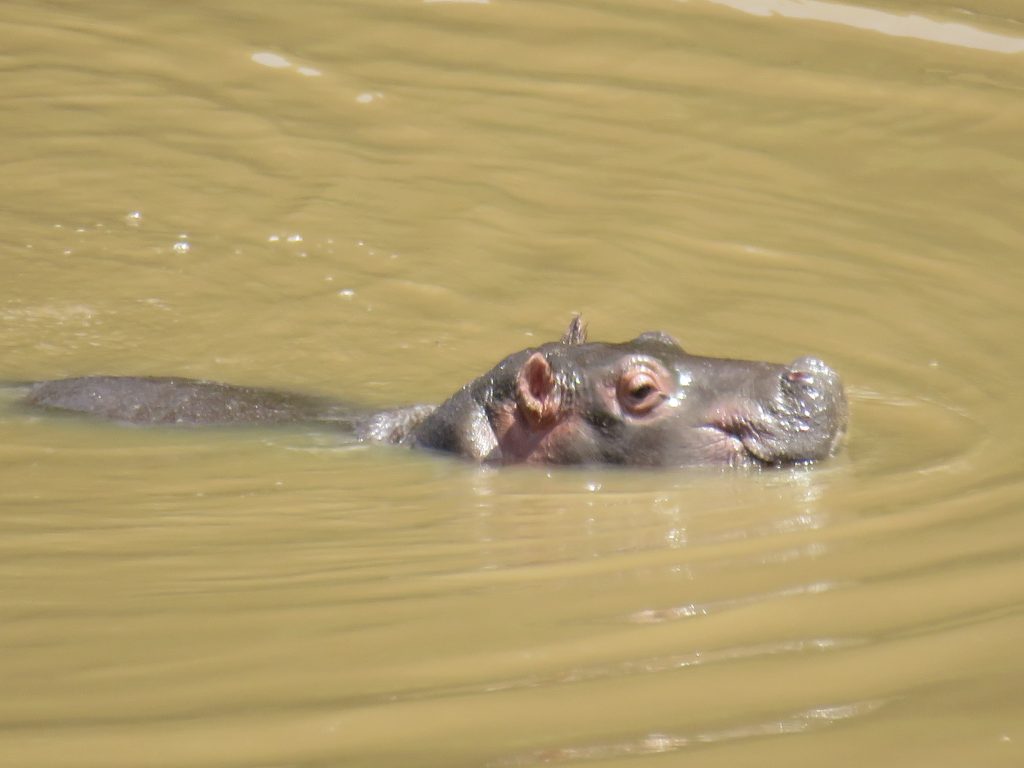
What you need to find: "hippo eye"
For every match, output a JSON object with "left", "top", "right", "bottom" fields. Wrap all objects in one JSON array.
[{"left": 618, "top": 368, "right": 665, "bottom": 415}]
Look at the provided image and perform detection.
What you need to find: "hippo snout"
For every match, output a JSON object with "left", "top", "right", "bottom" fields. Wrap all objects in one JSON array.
[
  {"left": 773, "top": 355, "right": 848, "bottom": 460},
  {"left": 720, "top": 356, "right": 847, "bottom": 466}
]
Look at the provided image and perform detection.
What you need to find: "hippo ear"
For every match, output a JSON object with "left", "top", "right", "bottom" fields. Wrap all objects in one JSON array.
[
  {"left": 516, "top": 352, "right": 563, "bottom": 428},
  {"left": 561, "top": 314, "right": 588, "bottom": 345}
]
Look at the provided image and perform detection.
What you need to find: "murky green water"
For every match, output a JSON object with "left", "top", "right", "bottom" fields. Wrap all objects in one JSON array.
[{"left": 2, "top": 1, "right": 1023, "bottom": 766}]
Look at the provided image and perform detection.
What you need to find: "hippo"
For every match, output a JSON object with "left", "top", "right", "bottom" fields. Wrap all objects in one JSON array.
[{"left": 21, "top": 316, "right": 847, "bottom": 467}]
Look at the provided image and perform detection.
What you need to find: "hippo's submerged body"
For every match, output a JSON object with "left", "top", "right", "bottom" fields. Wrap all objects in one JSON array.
[{"left": 23, "top": 317, "right": 847, "bottom": 468}]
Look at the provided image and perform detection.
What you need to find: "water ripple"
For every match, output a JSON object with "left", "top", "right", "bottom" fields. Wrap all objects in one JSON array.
[{"left": 501, "top": 698, "right": 887, "bottom": 765}]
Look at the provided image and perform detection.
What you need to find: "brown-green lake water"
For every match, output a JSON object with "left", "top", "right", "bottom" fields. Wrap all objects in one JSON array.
[{"left": 2, "top": 1, "right": 1023, "bottom": 766}]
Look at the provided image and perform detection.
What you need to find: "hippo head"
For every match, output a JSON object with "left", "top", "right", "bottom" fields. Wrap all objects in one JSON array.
[{"left": 411, "top": 317, "right": 847, "bottom": 467}]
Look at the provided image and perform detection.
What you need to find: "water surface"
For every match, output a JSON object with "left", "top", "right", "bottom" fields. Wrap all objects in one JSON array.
[{"left": 2, "top": 1, "right": 1023, "bottom": 766}]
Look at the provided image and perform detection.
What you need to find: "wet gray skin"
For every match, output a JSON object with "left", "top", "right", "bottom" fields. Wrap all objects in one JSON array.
[{"left": 21, "top": 317, "right": 847, "bottom": 468}]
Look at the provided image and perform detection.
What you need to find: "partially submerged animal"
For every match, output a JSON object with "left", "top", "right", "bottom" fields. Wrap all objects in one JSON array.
[{"left": 22, "top": 316, "right": 847, "bottom": 467}]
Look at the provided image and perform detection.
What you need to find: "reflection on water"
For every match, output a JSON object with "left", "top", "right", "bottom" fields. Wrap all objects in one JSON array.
[
  {"left": 696, "top": 0, "right": 1024, "bottom": 54},
  {"left": 631, "top": 579, "right": 844, "bottom": 623},
  {"left": 1, "top": 0, "right": 1023, "bottom": 766},
  {"left": 506, "top": 698, "right": 886, "bottom": 765}
]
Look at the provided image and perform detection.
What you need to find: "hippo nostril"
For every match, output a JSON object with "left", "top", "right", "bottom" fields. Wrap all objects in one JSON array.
[{"left": 783, "top": 357, "right": 842, "bottom": 398}]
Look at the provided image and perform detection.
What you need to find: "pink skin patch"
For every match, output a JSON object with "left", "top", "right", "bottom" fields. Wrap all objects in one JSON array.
[
  {"left": 490, "top": 400, "right": 589, "bottom": 464},
  {"left": 493, "top": 351, "right": 596, "bottom": 464}
]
